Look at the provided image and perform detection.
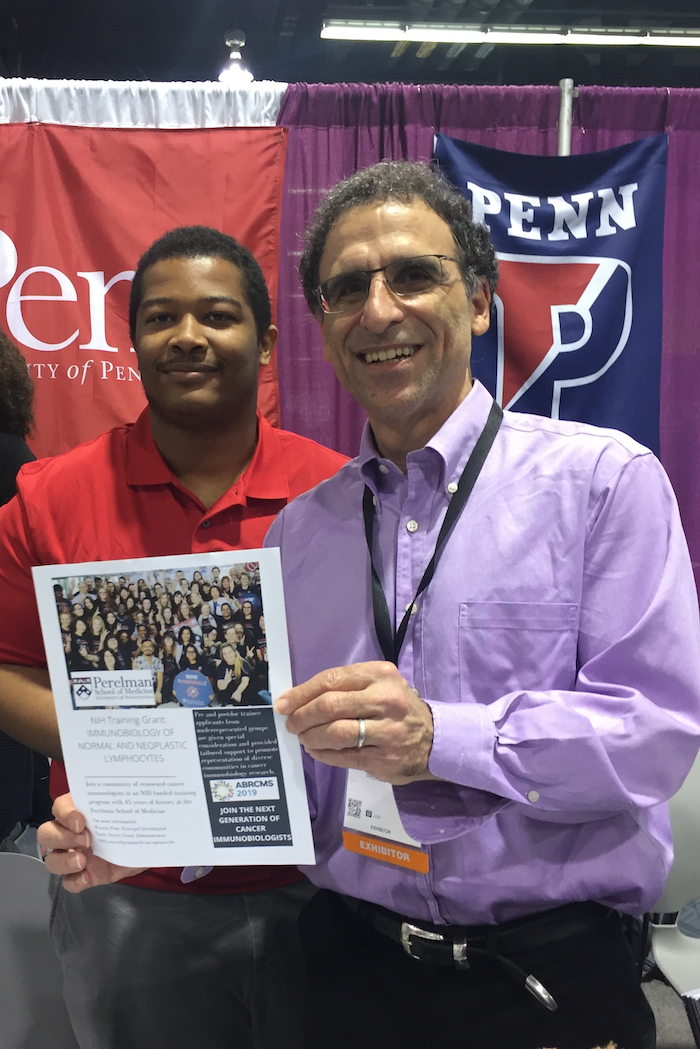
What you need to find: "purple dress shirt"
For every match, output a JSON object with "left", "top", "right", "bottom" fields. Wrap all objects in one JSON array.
[{"left": 265, "top": 380, "right": 700, "bottom": 925}]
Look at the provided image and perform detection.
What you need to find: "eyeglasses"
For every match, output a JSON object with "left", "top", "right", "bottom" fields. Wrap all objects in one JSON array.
[{"left": 316, "top": 254, "right": 459, "bottom": 315}]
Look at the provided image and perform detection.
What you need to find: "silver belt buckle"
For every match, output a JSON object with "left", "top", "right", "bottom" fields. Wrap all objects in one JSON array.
[
  {"left": 452, "top": 938, "right": 470, "bottom": 970},
  {"left": 400, "top": 921, "right": 446, "bottom": 960}
]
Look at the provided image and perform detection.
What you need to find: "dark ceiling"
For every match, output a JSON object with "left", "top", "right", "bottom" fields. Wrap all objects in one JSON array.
[{"left": 3, "top": 0, "right": 700, "bottom": 88}]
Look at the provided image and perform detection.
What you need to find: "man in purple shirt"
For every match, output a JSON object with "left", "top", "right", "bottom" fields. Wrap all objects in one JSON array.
[{"left": 268, "top": 161, "right": 700, "bottom": 1049}]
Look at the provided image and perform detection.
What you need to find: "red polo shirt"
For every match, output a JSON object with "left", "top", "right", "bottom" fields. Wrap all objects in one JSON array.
[{"left": 0, "top": 408, "right": 347, "bottom": 894}]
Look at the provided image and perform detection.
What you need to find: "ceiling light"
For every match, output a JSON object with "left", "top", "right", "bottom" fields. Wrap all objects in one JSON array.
[
  {"left": 321, "top": 20, "right": 700, "bottom": 48},
  {"left": 322, "top": 22, "right": 406, "bottom": 42},
  {"left": 218, "top": 29, "right": 254, "bottom": 84}
]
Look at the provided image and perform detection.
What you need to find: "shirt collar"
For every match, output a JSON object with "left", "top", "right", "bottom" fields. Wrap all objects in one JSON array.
[
  {"left": 241, "top": 414, "right": 290, "bottom": 501},
  {"left": 358, "top": 379, "right": 496, "bottom": 489},
  {"left": 125, "top": 408, "right": 290, "bottom": 503},
  {"left": 125, "top": 408, "right": 173, "bottom": 486}
]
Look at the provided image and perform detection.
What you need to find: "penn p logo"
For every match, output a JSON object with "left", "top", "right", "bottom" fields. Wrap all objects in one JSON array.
[
  {"left": 493, "top": 253, "right": 632, "bottom": 419},
  {"left": 435, "top": 132, "right": 666, "bottom": 452}
]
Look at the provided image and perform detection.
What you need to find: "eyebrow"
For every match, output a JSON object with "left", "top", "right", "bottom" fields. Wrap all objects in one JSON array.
[{"left": 139, "top": 295, "right": 245, "bottom": 311}]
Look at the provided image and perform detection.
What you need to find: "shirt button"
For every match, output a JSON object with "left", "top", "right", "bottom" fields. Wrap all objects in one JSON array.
[
  {"left": 378, "top": 464, "right": 389, "bottom": 474},
  {"left": 406, "top": 520, "right": 419, "bottom": 533},
  {"left": 201, "top": 520, "right": 210, "bottom": 529},
  {"left": 447, "top": 481, "right": 459, "bottom": 494},
  {"left": 404, "top": 602, "right": 419, "bottom": 615},
  {"left": 527, "top": 790, "right": 540, "bottom": 804}
]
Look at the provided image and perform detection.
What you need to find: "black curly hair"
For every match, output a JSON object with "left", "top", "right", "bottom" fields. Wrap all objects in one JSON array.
[
  {"left": 129, "top": 226, "right": 272, "bottom": 342},
  {"left": 0, "top": 329, "right": 34, "bottom": 438},
  {"left": 299, "top": 160, "right": 499, "bottom": 317}
]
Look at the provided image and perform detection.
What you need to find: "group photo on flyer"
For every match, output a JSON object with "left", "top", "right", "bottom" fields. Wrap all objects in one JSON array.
[{"left": 53, "top": 563, "right": 269, "bottom": 709}]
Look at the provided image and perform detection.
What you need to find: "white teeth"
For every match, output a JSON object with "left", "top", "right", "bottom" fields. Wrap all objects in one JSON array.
[{"left": 363, "top": 346, "right": 416, "bottom": 363}]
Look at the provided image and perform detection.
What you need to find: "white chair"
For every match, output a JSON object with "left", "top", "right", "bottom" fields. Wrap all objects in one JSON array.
[
  {"left": 648, "top": 749, "right": 700, "bottom": 1047},
  {"left": 0, "top": 852, "right": 79, "bottom": 1049}
]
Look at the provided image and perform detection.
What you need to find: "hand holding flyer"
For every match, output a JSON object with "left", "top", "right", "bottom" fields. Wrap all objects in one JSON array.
[
  {"left": 33, "top": 549, "right": 315, "bottom": 868},
  {"left": 39, "top": 792, "right": 148, "bottom": 891}
]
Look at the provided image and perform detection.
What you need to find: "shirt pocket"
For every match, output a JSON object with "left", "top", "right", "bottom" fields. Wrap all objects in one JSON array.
[{"left": 458, "top": 601, "right": 579, "bottom": 705}]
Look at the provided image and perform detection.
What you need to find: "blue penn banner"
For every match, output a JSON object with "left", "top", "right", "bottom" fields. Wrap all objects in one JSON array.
[{"left": 434, "top": 133, "right": 668, "bottom": 454}]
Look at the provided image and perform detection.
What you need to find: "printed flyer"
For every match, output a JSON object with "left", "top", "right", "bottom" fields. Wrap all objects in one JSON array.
[{"left": 33, "top": 549, "right": 315, "bottom": 867}]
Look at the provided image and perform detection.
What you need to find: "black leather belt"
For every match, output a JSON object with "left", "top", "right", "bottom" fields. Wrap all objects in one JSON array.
[{"left": 338, "top": 895, "right": 615, "bottom": 1012}]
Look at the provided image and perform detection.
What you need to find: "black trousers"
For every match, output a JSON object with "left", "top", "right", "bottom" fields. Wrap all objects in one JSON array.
[
  {"left": 51, "top": 879, "right": 316, "bottom": 1049},
  {"left": 300, "top": 890, "right": 656, "bottom": 1049}
]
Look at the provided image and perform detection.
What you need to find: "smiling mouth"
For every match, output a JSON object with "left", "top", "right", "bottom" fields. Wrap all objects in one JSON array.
[
  {"left": 160, "top": 362, "right": 218, "bottom": 374},
  {"left": 362, "top": 346, "right": 418, "bottom": 364}
]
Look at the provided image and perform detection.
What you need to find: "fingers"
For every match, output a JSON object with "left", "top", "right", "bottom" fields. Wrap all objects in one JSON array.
[
  {"left": 58, "top": 857, "right": 147, "bottom": 894},
  {"left": 38, "top": 813, "right": 93, "bottom": 884},
  {"left": 40, "top": 828, "right": 148, "bottom": 892},
  {"left": 276, "top": 662, "right": 435, "bottom": 783},
  {"left": 297, "top": 708, "right": 415, "bottom": 754},
  {"left": 44, "top": 845, "right": 90, "bottom": 881},
  {"left": 38, "top": 793, "right": 93, "bottom": 879},
  {"left": 61, "top": 871, "right": 92, "bottom": 892},
  {"left": 38, "top": 816, "right": 91, "bottom": 853},
  {"left": 285, "top": 681, "right": 415, "bottom": 739},
  {"left": 37, "top": 790, "right": 146, "bottom": 892},
  {"left": 299, "top": 716, "right": 367, "bottom": 752},
  {"left": 51, "top": 791, "right": 83, "bottom": 829},
  {"left": 275, "top": 661, "right": 397, "bottom": 716},
  {"left": 303, "top": 693, "right": 434, "bottom": 783},
  {"left": 284, "top": 688, "right": 381, "bottom": 736}
]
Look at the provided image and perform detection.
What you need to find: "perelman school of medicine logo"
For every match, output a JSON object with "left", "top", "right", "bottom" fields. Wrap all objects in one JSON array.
[
  {"left": 435, "top": 133, "right": 668, "bottom": 454},
  {"left": 70, "top": 671, "right": 156, "bottom": 709}
]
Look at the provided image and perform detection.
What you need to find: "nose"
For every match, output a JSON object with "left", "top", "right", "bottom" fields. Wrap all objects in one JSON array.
[
  {"left": 359, "top": 272, "right": 406, "bottom": 333},
  {"left": 169, "top": 313, "right": 207, "bottom": 352}
]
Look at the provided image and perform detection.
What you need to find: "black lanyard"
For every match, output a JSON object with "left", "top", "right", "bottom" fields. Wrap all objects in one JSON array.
[{"left": 362, "top": 399, "right": 503, "bottom": 666}]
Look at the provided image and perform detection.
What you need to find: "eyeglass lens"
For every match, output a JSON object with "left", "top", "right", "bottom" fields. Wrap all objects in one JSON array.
[{"left": 320, "top": 255, "right": 449, "bottom": 313}]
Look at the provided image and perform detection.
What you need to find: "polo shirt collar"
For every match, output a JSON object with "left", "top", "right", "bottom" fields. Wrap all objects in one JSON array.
[
  {"left": 125, "top": 408, "right": 173, "bottom": 486},
  {"left": 358, "top": 379, "right": 496, "bottom": 488},
  {"left": 125, "top": 407, "right": 290, "bottom": 502},
  {"left": 242, "top": 414, "right": 290, "bottom": 501}
]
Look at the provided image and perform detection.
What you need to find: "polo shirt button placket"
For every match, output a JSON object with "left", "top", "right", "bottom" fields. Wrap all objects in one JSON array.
[{"left": 201, "top": 519, "right": 210, "bottom": 529}]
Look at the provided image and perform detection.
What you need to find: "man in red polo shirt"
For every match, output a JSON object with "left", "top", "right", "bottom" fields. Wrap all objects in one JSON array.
[{"left": 0, "top": 226, "right": 346, "bottom": 1049}]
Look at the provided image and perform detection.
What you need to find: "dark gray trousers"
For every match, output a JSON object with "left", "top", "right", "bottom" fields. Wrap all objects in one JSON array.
[{"left": 50, "top": 877, "right": 315, "bottom": 1049}]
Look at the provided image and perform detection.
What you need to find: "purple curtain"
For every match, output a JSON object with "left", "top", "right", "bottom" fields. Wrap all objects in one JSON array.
[{"left": 277, "top": 83, "right": 700, "bottom": 583}]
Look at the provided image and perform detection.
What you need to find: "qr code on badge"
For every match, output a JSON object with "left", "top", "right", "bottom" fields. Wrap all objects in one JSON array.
[{"left": 347, "top": 797, "right": 362, "bottom": 819}]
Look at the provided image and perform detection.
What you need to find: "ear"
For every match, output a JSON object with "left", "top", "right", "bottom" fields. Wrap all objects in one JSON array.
[
  {"left": 470, "top": 281, "right": 491, "bottom": 337},
  {"left": 258, "top": 325, "right": 277, "bottom": 367}
]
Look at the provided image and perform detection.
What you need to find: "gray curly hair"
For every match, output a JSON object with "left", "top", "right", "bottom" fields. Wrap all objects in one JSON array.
[{"left": 299, "top": 160, "right": 499, "bottom": 317}]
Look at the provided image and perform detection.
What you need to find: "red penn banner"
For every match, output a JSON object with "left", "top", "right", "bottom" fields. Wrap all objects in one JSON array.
[{"left": 0, "top": 123, "right": 287, "bottom": 459}]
